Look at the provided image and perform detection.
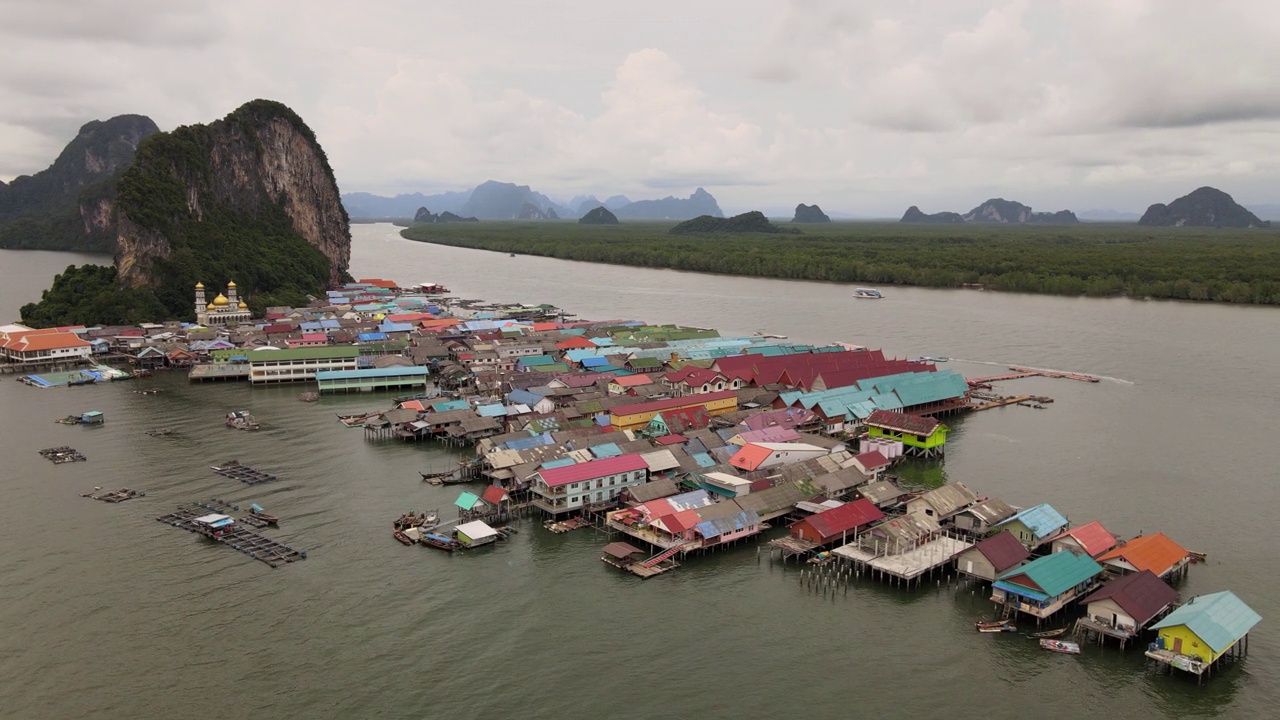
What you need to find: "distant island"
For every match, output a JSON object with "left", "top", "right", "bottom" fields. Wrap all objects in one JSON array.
[
  {"left": 902, "top": 198, "right": 1079, "bottom": 224},
  {"left": 20, "top": 100, "right": 351, "bottom": 327},
  {"left": 670, "top": 211, "right": 799, "bottom": 235},
  {"left": 342, "top": 184, "right": 723, "bottom": 221},
  {"left": 413, "top": 207, "right": 477, "bottom": 223},
  {"left": 579, "top": 206, "right": 619, "bottom": 225},
  {"left": 1139, "top": 187, "right": 1270, "bottom": 228},
  {"left": 792, "top": 204, "right": 830, "bottom": 223},
  {"left": 0, "top": 114, "right": 158, "bottom": 251}
]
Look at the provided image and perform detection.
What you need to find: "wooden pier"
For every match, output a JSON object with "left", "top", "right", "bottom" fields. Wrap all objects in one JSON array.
[
  {"left": 210, "top": 461, "right": 278, "bottom": 485},
  {"left": 968, "top": 366, "right": 1101, "bottom": 386},
  {"left": 155, "top": 505, "right": 306, "bottom": 568}
]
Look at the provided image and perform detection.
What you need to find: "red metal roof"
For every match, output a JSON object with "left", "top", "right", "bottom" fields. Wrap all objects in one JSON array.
[
  {"left": 791, "top": 499, "right": 884, "bottom": 543},
  {"left": 971, "top": 530, "right": 1030, "bottom": 573},
  {"left": 481, "top": 485, "right": 509, "bottom": 505},
  {"left": 654, "top": 434, "right": 688, "bottom": 445},
  {"left": 728, "top": 443, "right": 774, "bottom": 471},
  {"left": 713, "top": 349, "right": 935, "bottom": 390},
  {"left": 865, "top": 409, "right": 939, "bottom": 436},
  {"left": 853, "top": 450, "right": 890, "bottom": 471},
  {"left": 657, "top": 508, "right": 702, "bottom": 534},
  {"left": 537, "top": 454, "right": 648, "bottom": 487},
  {"left": 1057, "top": 521, "right": 1117, "bottom": 557},
  {"left": 556, "top": 336, "right": 597, "bottom": 350},
  {"left": 1080, "top": 569, "right": 1177, "bottom": 625}
]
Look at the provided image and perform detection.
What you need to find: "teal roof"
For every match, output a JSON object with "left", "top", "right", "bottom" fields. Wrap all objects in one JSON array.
[
  {"left": 995, "top": 503, "right": 1068, "bottom": 539},
  {"left": 455, "top": 491, "right": 481, "bottom": 510},
  {"left": 518, "top": 355, "right": 555, "bottom": 366},
  {"left": 315, "top": 367, "right": 430, "bottom": 380},
  {"left": 1152, "top": 591, "right": 1261, "bottom": 653},
  {"left": 995, "top": 551, "right": 1102, "bottom": 599}
]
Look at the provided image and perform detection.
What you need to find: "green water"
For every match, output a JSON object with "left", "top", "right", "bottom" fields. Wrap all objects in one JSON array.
[{"left": 0, "top": 231, "right": 1276, "bottom": 719}]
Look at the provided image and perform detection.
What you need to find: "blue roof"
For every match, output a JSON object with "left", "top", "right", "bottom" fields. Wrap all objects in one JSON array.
[
  {"left": 507, "top": 389, "right": 546, "bottom": 406},
  {"left": 589, "top": 442, "right": 622, "bottom": 458},
  {"left": 541, "top": 457, "right": 578, "bottom": 469},
  {"left": 518, "top": 355, "right": 555, "bottom": 366},
  {"left": 995, "top": 503, "right": 1068, "bottom": 539},
  {"left": 476, "top": 403, "right": 507, "bottom": 417},
  {"left": 580, "top": 357, "right": 611, "bottom": 368},
  {"left": 1151, "top": 591, "right": 1262, "bottom": 653},
  {"left": 696, "top": 509, "right": 761, "bottom": 538},
  {"left": 994, "top": 551, "right": 1102, "bottom": 600},
  {"left": 379, "top": 322, "right": 413, "bottom": 333},
  {"left": 357, "top": 332, "right": 388, "bottom": 342},
  {"left": 691, "top": 452, "right": 716, "bottom": 468},
  {"left": 315, "top": 367, "right": 430, "bottom": 380}
]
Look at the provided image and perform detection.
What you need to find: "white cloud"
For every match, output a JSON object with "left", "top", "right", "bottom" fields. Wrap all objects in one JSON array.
[{"left": 2, "top": 0, "right": 1280, "bottom": 216}]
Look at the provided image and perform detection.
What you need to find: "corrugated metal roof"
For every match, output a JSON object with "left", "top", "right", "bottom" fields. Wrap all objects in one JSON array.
[
  {"left": 995, "top": 551, "right": 1102, "bottom": 599},
  {"left": 536, "top": 454, "right": 648, "bottom": 487},
  {"left": 627, "top": 477, "right": 680, "bottom": 502},
  {"left": 1056, "top": 520, "right": 1117, "bottom": 556},
  {"left": 793, "top": 498, "right": 884, "bottom": 541},
  {"left": 996, "top": 503, "right": 1068, "bottom": 539},
  {"left": 1151, "top": 591, "right": 1261, "bottom": 653},
  {"left": 1081, "top": 570, "right": 1177, "bottom": 626},
  {"left": 455, "top": 491, "right": 481, "bottom": 509},
  {"left": 1096, "top": 532, "right": 1189, "bottom": 576},
  {"left": 968, "top": 530, "right": 1030, "bottom": 573}
]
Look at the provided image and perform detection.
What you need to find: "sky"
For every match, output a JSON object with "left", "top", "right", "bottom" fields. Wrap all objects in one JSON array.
[{"left": 2, "top": 0, "right": 1279, "bottom": 217}]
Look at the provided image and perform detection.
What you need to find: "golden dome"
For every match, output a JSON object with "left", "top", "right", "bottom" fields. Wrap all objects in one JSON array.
[
  {"left": 238, "top": 301, "right": 248, "bottom": 310},
  {"left": 227, "top": 280, "right": 237, "bottom": 288},
  {"left": 211, "top": 293, "right": 230, "bottom": 307},
  {"left": 206, "top": 303, "right": 217, "bottom": 311},
  {"left": 195, "top": 282, "right": 205, "bottom": 289}
]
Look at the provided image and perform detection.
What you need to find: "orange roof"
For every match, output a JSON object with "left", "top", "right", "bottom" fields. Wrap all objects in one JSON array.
[
  {"left": 556, "top": 336, "right": 597, "bottom": 350},
  {"left": 7, "top": 332, "right": 91, "bottom": 352},
  {"left": 400, "top": 400, "right": 426, "bottom": 411},
  {"left": 357, "top": 278, "right": 399, "bottom": 289},
  {"left": 729, "top": 443, "right": 774, "bottom": 471},
  {"left": 420, "top": 318, "right": 460, "bottom": 329},
  {"left": 611, "top": 373, "right": 653, "bottom": 387},
  {"left": 1096, "top": 532, "right": 1188, "bottom": 575}
]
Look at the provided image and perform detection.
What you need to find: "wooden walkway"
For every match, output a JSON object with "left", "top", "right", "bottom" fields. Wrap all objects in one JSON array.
[
  {"left": 155, "top": 505, "right": 306, "bottom": 568},
  {"left": 969, "top": 366, "right": 1101, "bottom": 386},
  {"left": 211, "top": 461, "right": 278, "bottom": 485}
]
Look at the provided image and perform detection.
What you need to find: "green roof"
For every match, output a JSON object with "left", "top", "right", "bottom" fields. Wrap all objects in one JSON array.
[
  {"left": 246, "top": 346, "right": 360, "bottom": 362},
  {"left": 1152, "top": 590, "right": 1261, "bottom": 653},
  {"left": 627, "top": 357, "right": 663, "bottom": 369},
  {"left": 996, "top": 550, "right": 1101, "bottom": 598}
]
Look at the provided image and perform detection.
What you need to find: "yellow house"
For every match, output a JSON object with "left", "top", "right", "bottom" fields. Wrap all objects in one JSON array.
[
  {"left": 1147, "top": 590, "right": 1260, "bottom": 677},
  {"left": 610, "top": 389, "right": 737, "bottom": 432}
]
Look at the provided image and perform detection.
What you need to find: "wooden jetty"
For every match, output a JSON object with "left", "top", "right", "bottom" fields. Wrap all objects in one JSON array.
[
  {"left": 971, "top": 394, "right": 1039, "bottom": 411},
  {"left": 968, "top": 366, "right": 1101, "bottom": 387},
  {"left": 210, "top": 460, "right": 278, "bottom": 485},
  {"left": 81, "top": 487, "right": 145, "bottom": 503},
  {"left": 767, "top": 535, "right": 821, "bottom": 562},
  {"left": 601, "top": 541, "right": 679, "bottom": 578},
  {"left": 39, "top": 446, "right": 86, "bottom": 464},
  {"left": 155, "top": 505, "right": 306, "bottom": 568}
]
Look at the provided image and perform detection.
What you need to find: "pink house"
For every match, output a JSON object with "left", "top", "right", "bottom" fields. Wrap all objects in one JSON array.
[{"left": 286, "top": 333, "right": 329, "bottom": 349}]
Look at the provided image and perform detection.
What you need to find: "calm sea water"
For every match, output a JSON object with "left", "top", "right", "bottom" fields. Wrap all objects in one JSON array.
[{"left": 0, "top": 227, "right": 1277, "bottom": 719}]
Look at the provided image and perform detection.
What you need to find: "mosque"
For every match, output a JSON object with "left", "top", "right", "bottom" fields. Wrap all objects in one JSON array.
[{"left": 195, "top": 281, "right": 252, "bottom": 326}]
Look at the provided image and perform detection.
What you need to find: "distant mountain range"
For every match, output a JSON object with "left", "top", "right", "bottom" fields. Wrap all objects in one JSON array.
[
  {"left": 343, "top": 183, "right": 722, "bottom": 221},
  {"left": 902, "top": 198, "right": 1078, "bottom": 224}
]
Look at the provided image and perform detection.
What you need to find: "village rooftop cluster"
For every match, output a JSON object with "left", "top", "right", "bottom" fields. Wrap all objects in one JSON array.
[{"left": 2, "top": 277, "right": 1260, "bottom": 683}]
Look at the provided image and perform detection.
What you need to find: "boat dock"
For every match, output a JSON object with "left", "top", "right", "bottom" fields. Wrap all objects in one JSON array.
[
  {"left": 211, "top": 461, "right": 278, "bottom": 485},
  {"left": 188, "top": 363, "right": 249, "bottom": 382},
  {"left": 39, "top": 446, "right": 86, "bottom": 464},
  {"left": 767, "top": 536, "right": 820, "bottom": 561},
  {"left": 155, "top": 505, "right": 306, "bottom": 568},
  {"left": 601, "top": 541, "right": 681, "bottom": 578},
  {"left": 968, "top": 366, "right": 1101, "bottom": 386}
]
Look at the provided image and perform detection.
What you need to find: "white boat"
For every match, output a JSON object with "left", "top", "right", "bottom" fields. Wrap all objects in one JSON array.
[{"left": 852, "top": 288, "right": 884, "bottom": 299}]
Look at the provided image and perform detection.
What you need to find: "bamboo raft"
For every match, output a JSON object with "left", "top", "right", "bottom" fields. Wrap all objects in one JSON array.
[
  {"left": 39, "top": 446, "right": 86, "bottom": 463},
  {"left": 210, "top": 460, "right": 278, "bottom": 486},
  {"left": 81, "top": 487, "right": 145, "bottom": 503},
  {"left": 155, "top": 505, "right": 306, "bottom": 568}
]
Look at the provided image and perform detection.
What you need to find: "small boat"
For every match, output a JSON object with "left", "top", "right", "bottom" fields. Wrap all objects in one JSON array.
[
  {"left": 67, "top": 377, "right": 96, "bottom": 386},
  {"left": 979, "top": 624, "right": 1018, "bottom": 633},
  {"left": 421, "top": 533, "right": 460, "bottom": 551},
  {"left": 975, "top": 619, "right": 1011, "bottom": 630},
  {"left": 225, "top": 411, "right": 260, "bottom": 431},
  {"left": 417, "top": 510, "right": 441, "bottom": 531},
  {"left": 752, "top": 330, "right": 788, "bottom": 340},
  {"left": 852, "top": 288, "right": 884, "bottom": 299},
  {"left": 393, "top": 530, "right": 413, "bottom": 546},
  {"left": 249, "top": 503, "right": 279, "bottom": 526},
  {"left": 1031, "top": 628, "right": 1068, "bottom": 638},
  {"left": 1188, "top": 550, "right": 1208, "bottom": 563},
  {"left": 1040, "top": 639, "right": 1081, "bottom": 654},
  {"left": 393, "top": 512, "right": 424, "bottom": 530}
]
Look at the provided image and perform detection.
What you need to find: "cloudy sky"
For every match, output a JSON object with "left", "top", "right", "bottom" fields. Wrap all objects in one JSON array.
[{"left": 2, "top": 0, "right": 1278, "bottom": 216}]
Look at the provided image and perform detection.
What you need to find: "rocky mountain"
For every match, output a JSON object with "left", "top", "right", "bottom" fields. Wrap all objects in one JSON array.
[
  {"left": 616, "top": 188, "right": 722, "bottom": 220},
  {"left": 114, "top": 98, "right": 350, "bottom": 297},
  {"left": 902, "top": 198, "right": 1078, "bottom": 224},
  {"left": 460, "top": 180, "right": 571, "bottom": 219},
  {"left": 602, "top": 195, "right": 632, "bottom": 210},
  {"left": 413, "top": 207, "right": 477, "bottom": 223},
  {"left": 579, "top": 206, "right": 619, "bottom": 225},
  {"left": 670, "top": 211, "right": 799, "bottom": 235},
  {"left": 792, "top": 204, "right": 830, "bottom": 223},
  {"left": 344, "top": 190, "right": 471, "bottom": 219},
  {"left": 1138, "top": 187, "right": 1269, "bottom": 228},
  {"left": 516, "top": 201, "right": 559, "bottom": 220},
  {"left": 0, "top": 114, "right": 159, "bottom": 251}
]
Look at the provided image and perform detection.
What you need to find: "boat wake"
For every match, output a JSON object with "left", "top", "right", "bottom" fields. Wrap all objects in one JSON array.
[{"left": 949, "top": 359, "right": 1133, "bottom": 385}]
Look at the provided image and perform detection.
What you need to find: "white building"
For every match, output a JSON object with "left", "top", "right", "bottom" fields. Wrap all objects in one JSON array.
[
  {"left": 530, "top": 454, "right": 649, "bottom": 516},
  {"left": 0, "top": 328, "right": 92, "bottom": 364},
  {"left": 195, "top": 281, "right": 252, "bottom": 326}
]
